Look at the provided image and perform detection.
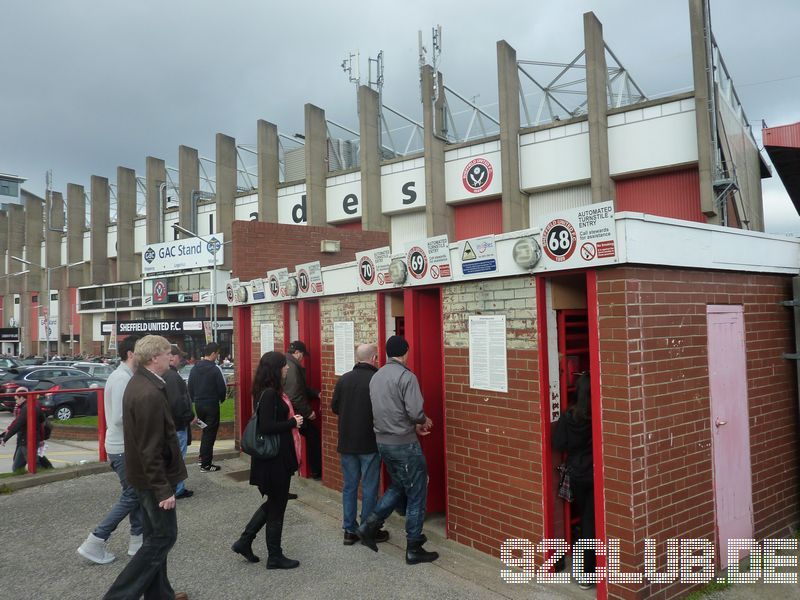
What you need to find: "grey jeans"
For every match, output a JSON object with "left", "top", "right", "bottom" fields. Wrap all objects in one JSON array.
[{"left": 93, "top": 453, "right": 143, "bottom": 540}]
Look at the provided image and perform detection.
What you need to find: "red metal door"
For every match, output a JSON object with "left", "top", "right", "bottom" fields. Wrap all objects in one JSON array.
[
  {"left": 297, "top": 299, "right": 321, "bottom": 478},
  {"left": 404, "top": 287, "right": 446, "bottom": 514},
  {"left": 707, "top": 305, "right": 753, "bottom": 565}
]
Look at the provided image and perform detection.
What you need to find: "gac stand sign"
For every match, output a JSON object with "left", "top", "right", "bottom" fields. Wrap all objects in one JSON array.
[{"left": 142, "top": 233, "right": 225, "bottom": 275}]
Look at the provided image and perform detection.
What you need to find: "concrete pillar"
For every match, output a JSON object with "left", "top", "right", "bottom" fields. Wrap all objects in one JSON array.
[
  {"left": 497, "top": 40, "right": 528, "bottom": 231},
  {"left": 146, "top": 156, "right": 166, "bottom": 244},
  {"left": 116, "top": 168, "right": 137, "bottom": 281},
  {"left": 80, "top": 310, "right": 93, "bottom": 356},
  {"left": 689, "top": 0, "right": 717, "bottom": 220},
  {"left": 257, "top": 119, "right": 279, "bottom": 222},
  {"left": 583, "top": 12, "right": 615, "bottom": 204},
  {"left": 304, "top": 104, "right": 328, "bottom": 226},
  {"left": 0, "top": 211, "right": 7, "bottom": 322},
  {"left": 359, "top": 85, "right": 388, "bottom": 232},
  {"left": 46, "top": 192, "right": 65, "bottom": 290},
  {"left": 6, "top": 204, "right": 25, "bottom": 296},
  {"left": 422, "top": 65, "right": 451, "bottom": 239},
  {"left": 66, "top": 183, "right": 87, "bottom": 288},
  {"left": 23, "top": 191, "right": 44, "bottom": 293},
  {"left": 90, "top": 176, "right": 110, "bottom": 284},
  {"left": 216, "top": 133, "right": 236, "bottom": 271},
  {"left": 179, "top": 145, "right": 199, "bottom": 236}
]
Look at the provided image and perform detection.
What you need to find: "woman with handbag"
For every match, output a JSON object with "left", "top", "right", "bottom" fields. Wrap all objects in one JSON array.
[
  {"left": 553, "top": 372, "right": 594, "bottom": 590},
  {"left": 232, "top": 351, "right": 304, "bottom": 569}
]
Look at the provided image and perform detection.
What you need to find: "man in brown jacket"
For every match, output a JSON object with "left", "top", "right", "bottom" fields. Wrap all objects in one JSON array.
[{"left": 104, "top": 335, "right": 189, "bottom": 600}]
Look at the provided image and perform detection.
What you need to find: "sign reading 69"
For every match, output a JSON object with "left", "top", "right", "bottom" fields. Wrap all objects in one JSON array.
[
  {"left": 541, "top": 219, "right": 577, "bottom": 262},
  {"left": 406, "top": 246, "right": 428, "bottom": 279}
]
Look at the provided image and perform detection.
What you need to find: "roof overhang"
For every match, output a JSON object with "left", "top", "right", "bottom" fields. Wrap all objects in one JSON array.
[{"left": 763, "top": 122, "right": 800, "bottom": 214}]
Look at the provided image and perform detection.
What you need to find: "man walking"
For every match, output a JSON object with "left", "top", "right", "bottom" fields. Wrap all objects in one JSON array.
[
  {"left": 284, "top": 340, "right": 322, "bottom": 479},
  {"left": 357, "top": 335, "right": 439, "bottom": 564},
  {"left": 165, "top": 345, "right": 194, "bottom": 499},
  {"left": 331, "top": 343, "right": 389, "bottom": 546},
  {"left": 187, "top": 342, "right": 227, "bottom": 472},
  {"left": 77, "top": 335, "right": 143, "bottom": 564},
  {"left": 104, "top": 335, "right": 188, "bottom": 600}
]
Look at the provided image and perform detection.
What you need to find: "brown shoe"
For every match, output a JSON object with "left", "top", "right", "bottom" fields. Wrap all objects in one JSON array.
[
  {"left": 174, "top": 593, "right": 189, "bottom": 600},
  {"left": 343, "top": 531, "right": 359, "bottom": 545}
]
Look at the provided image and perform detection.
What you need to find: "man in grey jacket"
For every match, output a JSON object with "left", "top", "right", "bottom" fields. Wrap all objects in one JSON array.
[
  {"left": 357, "top": 335, "right": 439, "bottom": 564},
  {"left": 77, "top": 334, "right": 143, "bottom": 564}
]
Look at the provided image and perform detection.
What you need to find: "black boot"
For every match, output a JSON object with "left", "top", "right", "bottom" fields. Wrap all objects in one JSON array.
[
  {"left": 232, "top": 507, "right": 268, "bottom": 563},
  {"left": 265, "top": 520, "right": 299, "bottom": 569},
  {"left": 356, "top": 514, "right": 383, "bottom": 552},
  {"left": 406, "top": 539, "right": 439, "bottom": 565}
]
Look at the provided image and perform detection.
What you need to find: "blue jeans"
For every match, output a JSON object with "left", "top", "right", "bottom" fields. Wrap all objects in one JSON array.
[
  {"left": 103, "top": 488, "right": 178, "bottom": 600},
  {"left": 93, "top": 453, "right": 143, "bottom": 540},
  {"left": 175, "top": 428, "right": 188, "bottom": 495},
  {"left": 340, "top": 452, "right": 380, "bottom": 533},
  {"left": 372, "top": 442, "right": 428, "bottom": 542}
]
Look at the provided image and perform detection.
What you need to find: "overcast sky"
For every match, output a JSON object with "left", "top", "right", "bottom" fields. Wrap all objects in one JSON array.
[{"left": 3, "top": 1, "right": 799, "bottom": 231}]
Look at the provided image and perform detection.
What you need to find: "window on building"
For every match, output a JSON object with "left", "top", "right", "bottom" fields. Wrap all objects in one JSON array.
[
  {"left": 14, "top": 297, "right": 20, "bottom": 305},
  {"left": 51, "top": 293, "right": 58, "bottom": 301},
  {"left": 209, "top": 214, "right": 214, "bottom": 234},
  {"left": 32, "top": 295, "right": 39, "bottom": 304}
]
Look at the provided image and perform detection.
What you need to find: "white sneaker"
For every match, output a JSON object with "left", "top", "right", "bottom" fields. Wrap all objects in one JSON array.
[
  {"left": 128, "top": 533, "right": 143, "bottom": 556},
  {"left": 77, "top": 533, "right": 116, "bottom": 564}
]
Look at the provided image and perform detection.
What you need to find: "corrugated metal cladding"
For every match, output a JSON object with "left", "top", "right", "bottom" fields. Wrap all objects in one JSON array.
[
  {"left": 615, "top": 167, "right": 705, "bottom": 223},
  {"left": 453, "top": 199, "right": 503, "bottom": 241},
  {"left": 335, "top": 221, "right": 362, "bottom": 231},
  {"left": 284, "top": 148, "right": 305, "bottom": 181},
  {"left": 763, "top": 122, "right": 800, "bottom": 148},
  {"left": 528, "top": 184, "right": 592, "bottom": 228},
  {"left": 390, "top": 211, "right": 427, "bottom": 253}
]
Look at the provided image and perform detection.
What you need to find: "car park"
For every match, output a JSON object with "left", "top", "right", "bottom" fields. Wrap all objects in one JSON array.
[
  {"left": 72, "top": 362, "right": 115, "bottom": 380},
  {"left": 34, "top": 376, "right": 105, "bottom": 420},
  {"left": 0, "top": 357, "right": 23, "bottom": 369},
  {"left": 0, "top": 366, "right": 90, "bottom": 409}
]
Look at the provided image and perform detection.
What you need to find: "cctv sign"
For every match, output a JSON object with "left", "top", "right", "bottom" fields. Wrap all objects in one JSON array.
[{"left": 142, "top": 233, "right": 225, "bottom": 274}]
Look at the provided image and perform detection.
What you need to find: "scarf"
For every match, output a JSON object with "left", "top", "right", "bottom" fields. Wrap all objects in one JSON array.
[{"left": 281, "top": 392, "right": 303, "bottom": 467}]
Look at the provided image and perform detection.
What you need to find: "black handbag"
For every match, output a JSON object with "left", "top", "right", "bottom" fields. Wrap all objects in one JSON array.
[{"left": 241, "top": 392, "right": 280, "bottom": 459}]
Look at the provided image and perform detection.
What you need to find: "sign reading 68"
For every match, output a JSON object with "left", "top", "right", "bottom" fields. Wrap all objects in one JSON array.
[{"left": 541, "top": 219, "right": 577, "bottom": 262}]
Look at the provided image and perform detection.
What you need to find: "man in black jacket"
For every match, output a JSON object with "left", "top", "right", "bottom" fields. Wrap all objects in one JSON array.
[
  {"left": 331, "top": 344, "right": 389, "bottom": 546},
  {"left": 187, "top": 342, "right": 227, "bottom": 472},
  {"left": 284, "top": 340, "right": 322, "bottom": 479},
  {"left": 165, "top": 346, "right": 194, "bottom": 498}
]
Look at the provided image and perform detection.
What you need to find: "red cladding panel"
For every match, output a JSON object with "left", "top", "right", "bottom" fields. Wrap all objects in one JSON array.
[
  {"left": 335, "top": 221, "right": 362, "bottom": 231},
  {"left": 763, "top": 122, "right": 800, "bottom": 148},
  {"left": 615, "top": 168, "right": 706, "bottom": 223},
  {"left": 453, "top": 199, "right": 503, "bottom": 241}
]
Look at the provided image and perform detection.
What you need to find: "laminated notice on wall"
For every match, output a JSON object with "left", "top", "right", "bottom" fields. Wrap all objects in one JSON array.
[
  {"left": 468, "top": 315, "right": 508, "bottom": 393},
  {"left": 333, "top": 321, "right": 355, "bottom": 376},
  {"left": 260, "top": 323, "right": 275, "bottom": 356}
]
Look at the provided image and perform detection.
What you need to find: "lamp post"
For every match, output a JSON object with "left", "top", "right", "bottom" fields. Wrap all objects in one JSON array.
[
  {"left": 10, "top": 256, "right": 83, "bottom": 359},
  {"left": 171, "top": 224, "right": 221, "bottom": 343}
]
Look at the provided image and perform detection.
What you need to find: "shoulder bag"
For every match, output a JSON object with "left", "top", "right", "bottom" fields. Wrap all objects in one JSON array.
[{"left": 241, "top": 392, "right": 281, "bottom": 459}]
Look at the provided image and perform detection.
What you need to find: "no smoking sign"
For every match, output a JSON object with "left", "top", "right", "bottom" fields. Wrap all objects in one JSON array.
[{"left": 580, "top": 242, "right": 596, "bottom": 261}]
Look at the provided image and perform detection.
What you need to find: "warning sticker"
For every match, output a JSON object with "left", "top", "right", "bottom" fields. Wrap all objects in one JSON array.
[
  {"left": 459, "top": 235, "right": 498, "bottom": 279},
  {"left": 462, "top": 241, "right": 477, "bottom": 261}
]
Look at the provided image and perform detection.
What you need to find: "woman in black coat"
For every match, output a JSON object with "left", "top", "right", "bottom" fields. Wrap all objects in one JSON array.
[
  {"left": 232, "top": 352, "right": 303, "bottom": 569},
  {"left": 553, "top": 372, "right": 595, "bottom": 589}
]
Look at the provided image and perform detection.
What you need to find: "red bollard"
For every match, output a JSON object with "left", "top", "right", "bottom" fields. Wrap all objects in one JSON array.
[
  {"left": 26, "top": 391, "right": 37, "bottom": 475},
  {"left": 97, "top": 387, "right": 107, "bottom": 463}
]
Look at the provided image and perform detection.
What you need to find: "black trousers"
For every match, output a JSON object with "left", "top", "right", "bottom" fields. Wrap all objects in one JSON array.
[
  {"left": 300, "top": 420, "right": 321, "bottom": 476},
  {"left": 104, "top": 488, "right": 178, "bottom": 600},
  {"left": 572, "top": 479, "right": 596, "bottom": 574},
  {"left": 195, "top": 400, "right": 220, "bottom": 468}
]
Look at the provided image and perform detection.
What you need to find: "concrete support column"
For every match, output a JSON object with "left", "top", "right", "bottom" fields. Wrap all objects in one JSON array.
[
  {"left": 23, "top": 191, "right": 44, "bottom": 293},
  {"left": 6, "top": 205, "right": 25, "bottom": 296},
  {"left": 146, "top": 156, "right": 167, "bottom": 244},
  {"left": 497, "top": 40, "right": 528, "bottom": 231},
  {"left": 0, "top": 211, "right": 7, "bottom": 326},
  {"left": 304, "top": 104, "right": 327, "bottom": 226},
  {"left": 117, "top": 168, "right": 137, "bottom": 282},
  {"left": 583, "top": 12, "right": 615, "bottom": 204},
  {"left": 689, "top": 0, "right": 717, "bottom": 220},
  {"left": 46, "top": 192, "right": 65, "bottom": 354},
  {"left": 90, "top": 176, "right": 110, "bottom": 284},
  {"left": 422, "top": 64, "right": 451, "bottom": 239},
  {"left": 80, "top": 311, "right": 93, "bottom": 357},
  {"left": 179, "top": 145, "right": 199, "bottom": 236},
  {"left": 216, "top": 133, "right": 236, "bottom": 270},
  {"left": 359, "top": 85, "right": 388, "bottom": 232},
  {"left": 66, "top": 184, "right": 87, "bottom": 288},
  {"left": 257, "top": 119, "right": 279, "bottom": 223}
]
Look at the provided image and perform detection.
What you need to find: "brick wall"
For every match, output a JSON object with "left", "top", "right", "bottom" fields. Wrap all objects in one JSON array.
[
  {"left": 249, "top": 302, "right": 286, "bottom": 379},
  {"left": 441, "top": 276, "right": 542, "bottom": 557},
  {"left": 597, "top": 267, "right": 799, "bottom": 600},
  {"left": 231, "top": 220, "right": 389, "bottom": 281},
  {"left": 318, "top": 293, "right": 381, "bottom": 492}
]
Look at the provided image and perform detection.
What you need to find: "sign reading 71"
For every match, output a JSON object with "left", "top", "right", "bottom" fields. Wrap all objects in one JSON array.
[{"left": 541, "top": 219, "right": 577, "bottom": 262}]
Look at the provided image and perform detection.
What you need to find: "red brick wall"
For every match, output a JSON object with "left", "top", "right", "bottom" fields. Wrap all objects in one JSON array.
[
  {"left": 441, "top": 277, "right": 543, "bottom": 557},
  {"left": 597, "top": 267, "right": 799, "bottom": 600},
  {"left": 231, "top": 221, "right": 389, "bottom": 281}
]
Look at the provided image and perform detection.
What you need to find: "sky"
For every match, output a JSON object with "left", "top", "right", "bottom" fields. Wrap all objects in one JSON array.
[{"left": 2, "top": 0, "right": 800, "bottom": 232}]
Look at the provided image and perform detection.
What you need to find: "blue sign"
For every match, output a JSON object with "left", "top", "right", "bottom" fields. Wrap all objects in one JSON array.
[{"left": 462, "top": 259, "right": 497, "bottom": 275}]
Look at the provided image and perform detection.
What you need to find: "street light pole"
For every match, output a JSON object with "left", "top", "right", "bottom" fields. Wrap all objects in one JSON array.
[{"left": 171, "top": 224, "right": 220, "bottom": 344}]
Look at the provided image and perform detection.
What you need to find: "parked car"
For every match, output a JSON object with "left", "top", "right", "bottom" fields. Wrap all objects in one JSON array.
[
  {"left": 20, "top": 357, "right": 46, "bottom": 366},
  {"left": 45, "top": 360, "right": 77, "bottom": 367},
  {"left": 34, "top": 376, "right": 105, "bottom": 421},
  {"left": 0, "top": 366, "right": 90, "bottom": 407},
  {"left": 72, "top": 362, "right": 115, "bottom": 380},
  {"left": 0, "top": 357, "right": 23, "bottom": 370}
]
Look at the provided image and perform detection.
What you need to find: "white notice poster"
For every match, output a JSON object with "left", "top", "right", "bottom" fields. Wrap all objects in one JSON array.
[
  {"left": 468, "top": 315, "right": 508, "bottom": 393},
  {"left": 333, "top": 321, "right": 355, "bottom": 376},
  {"left": 260, "top": 323, "right": 275, "bottom": 355}
]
